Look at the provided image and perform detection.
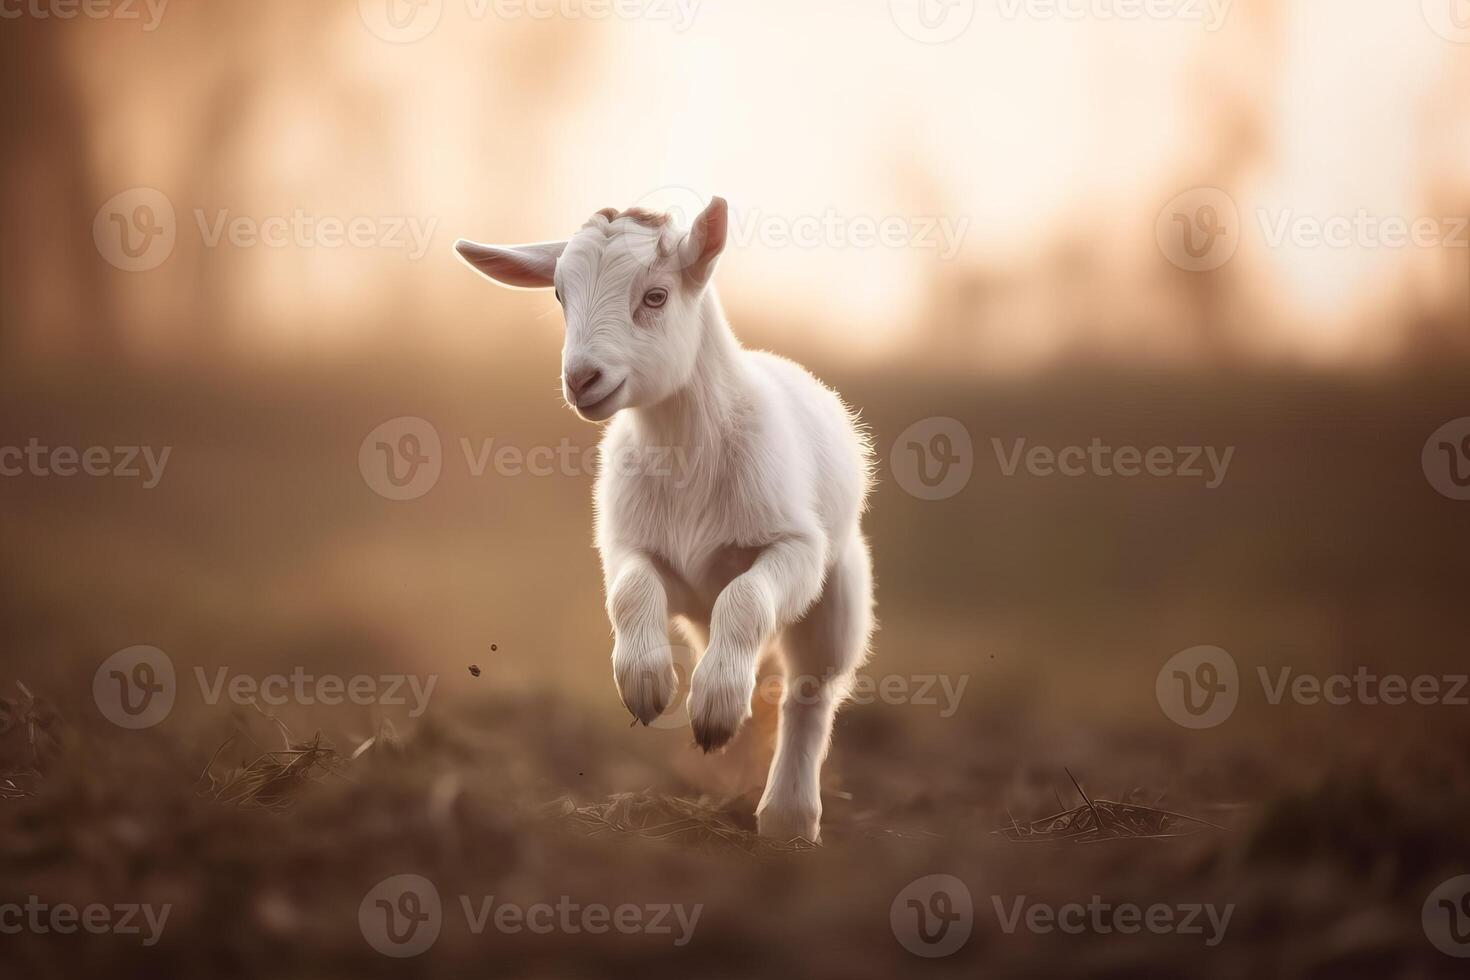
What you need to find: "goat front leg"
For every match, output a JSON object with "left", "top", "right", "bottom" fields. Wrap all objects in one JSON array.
[
  {"left": 690, "top": 535, "right": 826, "bottom": 752},
  {"left": 608, "top": 553, "right": 676, "bottom": 725}
]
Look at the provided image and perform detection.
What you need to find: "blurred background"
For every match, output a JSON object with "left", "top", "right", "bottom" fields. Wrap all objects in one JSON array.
[
  {"left": 2, "top": 2, "right": 1469, "bottom": 977},
  {"left": 4, "top": 0, "right": 1469, "bottom": 367}
]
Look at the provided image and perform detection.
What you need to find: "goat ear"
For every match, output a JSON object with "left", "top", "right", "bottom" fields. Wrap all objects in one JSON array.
[
  {"left": 454, "top": 239, "right": 565, "bottom": 289},
  {"left": 678, "top": 196, "right": 728, "bottom": 286}
]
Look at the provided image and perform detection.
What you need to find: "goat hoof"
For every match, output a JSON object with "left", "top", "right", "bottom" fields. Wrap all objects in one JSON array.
[
  {"left": 688, "top": 663, "right": 752, "bottom": 752},
  {"left": 613, "top": 644, "right": 677, "bottom": 726},
  {"left": 757, "top": 803, "right": 821, "bottom": 844}
]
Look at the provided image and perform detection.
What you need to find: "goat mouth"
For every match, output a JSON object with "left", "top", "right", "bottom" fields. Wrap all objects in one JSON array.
[{"left": 574, "top": 379, "right": 626, "bottom": 418}]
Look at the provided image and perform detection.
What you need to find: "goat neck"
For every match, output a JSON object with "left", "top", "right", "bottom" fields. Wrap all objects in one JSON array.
[{"left": 630, "top": 291, "right": 746, "bottom": 450}]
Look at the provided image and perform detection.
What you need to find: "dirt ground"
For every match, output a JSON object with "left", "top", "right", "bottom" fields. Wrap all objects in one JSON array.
[{"left": 2, "top": 360, "right": 1468, "bottom": 978}]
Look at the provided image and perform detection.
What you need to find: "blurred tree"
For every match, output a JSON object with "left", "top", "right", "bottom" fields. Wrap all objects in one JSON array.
[{"left": 0, "top": 20, "right": 111, "bottom": 360}]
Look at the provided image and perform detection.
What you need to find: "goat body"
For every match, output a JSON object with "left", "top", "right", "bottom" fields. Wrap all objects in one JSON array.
[{"left": 457, "top": 198, "right": 875, "bottom": 842}]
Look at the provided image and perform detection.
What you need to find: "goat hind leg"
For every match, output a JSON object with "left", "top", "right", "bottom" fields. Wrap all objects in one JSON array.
[{"left": 756, "top": 533, "right": 873, "bottom": 843}]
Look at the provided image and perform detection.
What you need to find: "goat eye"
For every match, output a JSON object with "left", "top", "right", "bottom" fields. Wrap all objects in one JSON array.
[{"left": 643, "top": 288, "right": 668, "bottom": 309}]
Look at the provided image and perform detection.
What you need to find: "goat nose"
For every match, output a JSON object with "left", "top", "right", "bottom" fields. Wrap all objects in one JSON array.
[{"left": 564, "top": 364, "right": 603, "bottom": 401}]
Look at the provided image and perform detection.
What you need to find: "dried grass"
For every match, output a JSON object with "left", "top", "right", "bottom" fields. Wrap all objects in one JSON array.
[
  {"left": 997, "top": 768, "right": 1223, "bottom": 844},
  {"left": 195, "top": 701, "right": 352, "bottom": 810},
  {"left": 0, "top": 681, "right": 61, "bottom": 799}
]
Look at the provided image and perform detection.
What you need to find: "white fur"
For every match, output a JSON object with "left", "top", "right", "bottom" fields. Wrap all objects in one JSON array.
[{"left": 456, "top": 199, "right": 875, "bottom": 842}]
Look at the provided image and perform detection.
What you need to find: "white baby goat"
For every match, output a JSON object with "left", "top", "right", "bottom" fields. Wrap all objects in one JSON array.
[{"left": 455, "top": 198, "right": 874, "bottom": 842}]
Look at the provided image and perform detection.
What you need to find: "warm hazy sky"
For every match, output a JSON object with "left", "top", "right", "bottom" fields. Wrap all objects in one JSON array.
[{"left": 70, "top": 0, "right": 1470, "bottom": 365}]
